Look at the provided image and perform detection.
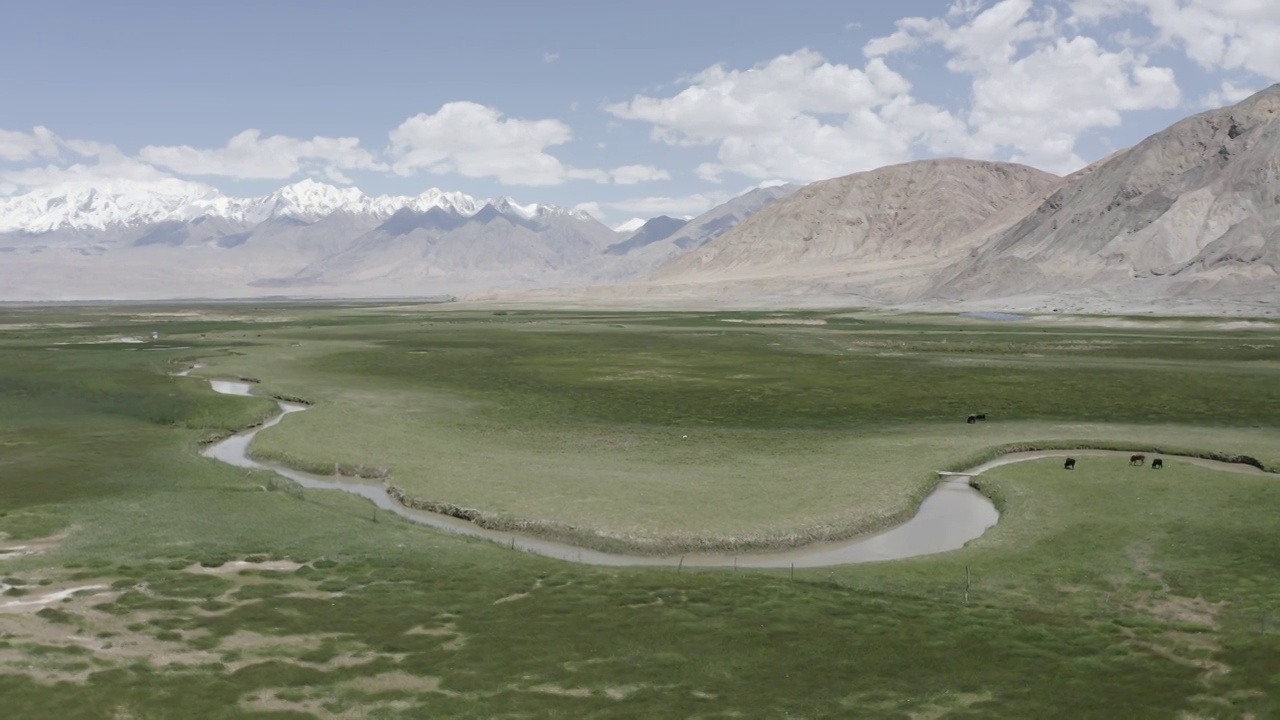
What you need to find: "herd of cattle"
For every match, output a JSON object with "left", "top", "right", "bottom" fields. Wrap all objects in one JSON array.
[
  {"left": 1064, "top": 454, "right": 1162, "bottom": 470},
  {"left": 964, "top": 413, "right": 1165, "bottom": 472}
]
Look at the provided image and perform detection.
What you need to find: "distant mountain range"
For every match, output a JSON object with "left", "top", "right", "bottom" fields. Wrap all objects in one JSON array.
[
  {"left": 3, "top": 87, "right": 1279, "bottom": 313},
  {"left": 0, "top": 177, "right": 793, "bottom": 300}
]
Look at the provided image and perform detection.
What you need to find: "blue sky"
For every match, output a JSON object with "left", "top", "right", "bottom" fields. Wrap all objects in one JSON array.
[{"left": 1, "top": 0, "right": 1278, "bottom": 223}]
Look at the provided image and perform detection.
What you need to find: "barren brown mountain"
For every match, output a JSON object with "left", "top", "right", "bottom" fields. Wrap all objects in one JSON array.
[{"left": 647, "top": 158, "right": 1060, "bottom": 301}]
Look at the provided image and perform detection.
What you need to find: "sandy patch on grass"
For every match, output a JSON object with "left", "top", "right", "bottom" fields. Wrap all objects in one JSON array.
[
  {"left": 240, "top": 691, "right": 328, "bottom": 717},
  {"left": 185, "top": 560, "right": 303, "bottom": 575},
  {"left": 52, "top": 336, "right": 148, "bottom": 345},
  {"left": 0, "top": 532, "right": 68, "bottom": 559},
  {"left": 527, "top": 683, "right": 593, "bottom": 698},
  {"left": 0, "top": 322, "right": 91, "bottom": 330},
  {"left": 1129, "top": 548, "right": 1225, "bottom": 629},
  {"left": 722, "top": 318, "right": 828, "bottom": 326},
  {"left": 494, "top": 578, "right": 543, "bottom": 605},
  {"left": 406, "top": 620, "right": 467, "bottom": 650},
  {"left": 341, "top": 671, "right": 458, "bottom": 696},
  {"left": 1, "top": 585, "right": 112, "bottom": 612},
  {"left": 597, "top": 369, "right": 688, "bottom": 382}
]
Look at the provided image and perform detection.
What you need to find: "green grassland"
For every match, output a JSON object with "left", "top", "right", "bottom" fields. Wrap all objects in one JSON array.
[
  {"left": 185, "top": 308, "right": 1280, "bottom": 552},
  {"left": 1, "top": 303, "right": 1278, "bottom": 718}
]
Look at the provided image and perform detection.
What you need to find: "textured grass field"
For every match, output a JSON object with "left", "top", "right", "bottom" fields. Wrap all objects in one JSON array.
[
  {"left": 1, "top": 303, "right": 1278, "bottom": 718},
  {"left": 181, "top": 308, "right": 1280, "bottom": 552}
]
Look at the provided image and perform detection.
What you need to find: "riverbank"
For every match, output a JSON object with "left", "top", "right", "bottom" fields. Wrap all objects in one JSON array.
[{"left": 197, "top": 372, "right": 1276, "bottom": 564}]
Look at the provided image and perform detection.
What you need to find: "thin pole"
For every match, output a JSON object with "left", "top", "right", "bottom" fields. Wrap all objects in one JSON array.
[{"left": 678, "top": 556, "right": 684, "bottom": 573}]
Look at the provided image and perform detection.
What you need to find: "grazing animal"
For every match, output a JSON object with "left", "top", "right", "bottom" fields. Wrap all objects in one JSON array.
[
  {"left": 966, "top": 415, "right": 977, "bottom": 424},
  {"left": 975, "top": 413, "right": 987, "bottom": 421},
  {"left": 1151, "top": 458, "right": 1163, "bottom": 470},
  {"left": 1064, "top": 457, "right": 1076, "bottom": 470},
  {"left": 1129, "top": 454, "right": 1146, "bottom": 466}
]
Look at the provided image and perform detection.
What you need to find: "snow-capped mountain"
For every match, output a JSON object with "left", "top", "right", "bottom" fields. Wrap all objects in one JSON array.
[
  {"left": 0, "top": 175, "right": 796, "bottom": 300},
  {"left": 612, "top": 217, "right": 647, "bottom": 233},
  {"left": 0, "top": 178, "right": 222, "bottom": 233},
  {"left": 0, "top": 178, "right": 580, "bottom": 234}
]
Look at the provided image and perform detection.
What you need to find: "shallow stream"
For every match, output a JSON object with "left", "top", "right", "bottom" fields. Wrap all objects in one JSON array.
[{"left": 185, "top": 367, "right": 1269, "bottom": 568}]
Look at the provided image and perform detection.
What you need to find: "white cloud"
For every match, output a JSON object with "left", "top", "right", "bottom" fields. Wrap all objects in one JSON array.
[
  {"left": 138, "top": 129, "right": 383, "bottom": 182},
  {"left": 1200, "top": 79, "right": 1260, "bottom": 108},
  {"left": 3, "top": 147, "right": 175, "bottom": 189},
  {"left": 609, "top": 164, "right": 671, "bottom": 184},
  {"left": 573, "top": 201, "right": 604, "bottom": 220},
  {"left": 543, "top": 52, "right": 560, "bottom": 63},
  {"left": 0, "top": 182, "right": 16, "bottom": 196},
  {"left": 1072, "top": 0, "right": 1280, "bottom": 78},
  {"left": 2, "top": 104, "right": 662, "bottom": 195},
  {"left": 605, "top": 49, "right": 975, "bottom": 182},
  {"left": 0, "top": 127, "right": 59, "bottom": 162},
  {"left": 388, "top": 102, "right": 595, "bottom": 186},
  {"left": 866, "top": 0, "right": 1180, "bottom": 173},
  {"left": 605, "top": 192, "right": 730, "bottom": 217}
]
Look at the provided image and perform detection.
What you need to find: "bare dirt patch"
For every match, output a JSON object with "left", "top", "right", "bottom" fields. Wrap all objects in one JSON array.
[
  {"left": 493, "top": 578, "right": 543, "bottom": 605},
  {"left": 0, "top": 531, "right": 68, "bottom": 560},
  {"left": 340, "top": 671, "right": 458, "bottom": 696},
  {"left": 406, "top": 620, "right": 467, "bottom": 650},
  {"left": 185, "top": 560, "right": 303, "bottom": 576},
  {"left": 0, "top": 585, "right": 113, "bottom": 613},
  {"left": 721, "top": 318, "right": 828, "bottom": 326}
]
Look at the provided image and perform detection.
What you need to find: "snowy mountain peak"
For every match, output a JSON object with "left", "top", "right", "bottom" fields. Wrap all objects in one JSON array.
[
  {"left": 492, "top": 196, "right": 539, "bottom": 219},
  {"left": 257, "top": 180, "right": 369, "bottom": 222},
  {"left": 0, "top": 179, "right": 586, "bottom": 233},
  {"left": 613, "top": 217, "right": 647, "bottom": 233},
  {"left": 408, "top": 188, "right": 485, "bottom": 216},
  {"left": 0, "top": 178, "right": 222, "bottom": 233}
]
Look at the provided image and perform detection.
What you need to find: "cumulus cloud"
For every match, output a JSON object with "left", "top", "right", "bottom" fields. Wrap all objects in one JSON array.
[
  {"left": 0, "top": 128, "right": 185, "bottom": 190},
  {"left": 1200, "top": 79, "right": 1261, "bottom": 108},
  {"left": 0, "top": 127, "right": 60, "bottom": 162},
  {"left": 3, "top": 150, "right": 178, "bottom": 189},
  {"left": 604, "top": 192, "right": 730, "bottom": 217},
  {"left": 2, "top": 103, "right": 663, "bottom": 195},
  {"left": 866, "top": 0, "right": 1180, "bottom": 173},
  {"left": 605, "top": 49, "right": 976, "bottom": 182},
  {"left": 1071, "top": 0, "right": 1280, "bottom": 78},
  {"left": 608, "top": 164, "right": 671, "bottom": 184},
  {"left": 138, "top": 130, "right": 384, "bottom": 182},
  {"left": 388, "top": 102, "right": 601, "bottom": 187},
  {"left": 607, "top": 0, "right": 1184, "bottom": 179},
  {"left": 573, "top": 201, "right": 605, "bottom": 220}
]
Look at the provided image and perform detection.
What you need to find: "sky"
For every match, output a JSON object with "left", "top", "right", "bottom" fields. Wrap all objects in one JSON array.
[{"left": 1, "top": 0, "right": 1278, "bottom": 224}]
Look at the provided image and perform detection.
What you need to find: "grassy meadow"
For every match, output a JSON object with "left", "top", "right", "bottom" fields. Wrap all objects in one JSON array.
[{"left": 1, "top": 303, "right": 1278, "bottom": 718}]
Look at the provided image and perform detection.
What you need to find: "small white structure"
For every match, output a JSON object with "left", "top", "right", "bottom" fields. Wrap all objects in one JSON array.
[{"left": 150, "top": 331, "right": 160, "bottom": 340}]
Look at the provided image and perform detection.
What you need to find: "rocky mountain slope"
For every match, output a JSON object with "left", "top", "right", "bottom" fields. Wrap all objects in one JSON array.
[
  {"left": 928, "top": 85, "right": 1280, "bottom": 307},
  {"left": 647, "top": 160, "right": 1059, "bottom": 301},
  {"left": 593, "top": 86, "right": 1278, "bottom": 313},
  {"left": 604, "top": 216, "right": 689, "bottom": 256}
]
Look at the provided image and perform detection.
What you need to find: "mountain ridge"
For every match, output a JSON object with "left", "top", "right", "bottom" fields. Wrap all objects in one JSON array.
[{"left": 0, "top": 177, "right": 588, "bottom": 234}]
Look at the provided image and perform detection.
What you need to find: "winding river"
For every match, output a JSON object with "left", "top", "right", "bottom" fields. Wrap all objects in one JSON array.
[{"left": 184, "top": 367, "right": 1271, "bottom": 568}]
